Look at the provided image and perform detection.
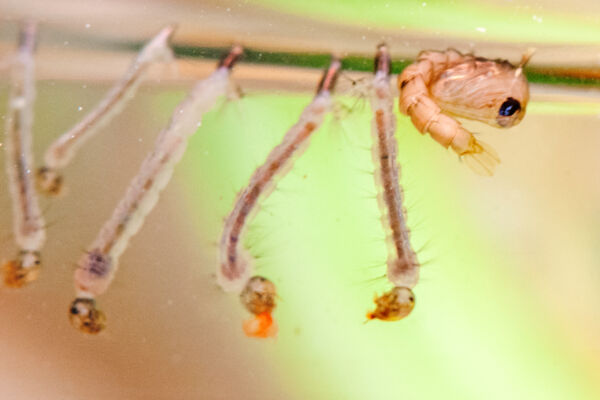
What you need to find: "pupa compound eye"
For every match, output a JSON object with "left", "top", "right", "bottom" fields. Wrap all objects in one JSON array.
[{"left": 499, "top": 97, "right": 521, "bottom": 117}]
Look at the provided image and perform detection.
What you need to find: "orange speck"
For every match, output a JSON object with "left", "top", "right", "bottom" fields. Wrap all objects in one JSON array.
[{"left": 242, "top": 311, "right": 278, "bottom": 338}]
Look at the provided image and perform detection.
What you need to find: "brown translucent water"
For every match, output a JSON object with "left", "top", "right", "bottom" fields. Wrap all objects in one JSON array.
[
  {"left": 0, "top": 83, "right": 275, "bottom": 399},
  {"left": 2, "top": 1, "right": 600, "bottom": 399}
]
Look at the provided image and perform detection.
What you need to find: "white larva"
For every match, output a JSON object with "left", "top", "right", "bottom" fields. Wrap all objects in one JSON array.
[
  {"left": 68, "top": 46, "right": 243, "bottom": 334},
  {"left": 367, "top": 44, "right": 416, "bottom": 321},
  {"left": 2, "top": 20, "right": 46, "bottom": 288},
  {"left": 37, "top": 25, "right": 176, "bottom": 196},
  {"left": 218, "top": 59, "right": 341, "bottom": 338}
]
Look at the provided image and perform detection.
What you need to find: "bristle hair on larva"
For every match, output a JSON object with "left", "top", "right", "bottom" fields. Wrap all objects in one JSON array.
[
  {"left": 371, "top": 45, "right": 419, "bottom": 289},
  {"left": 217, "top": 58, "right": 341, "bottom": 338},
  {"left": 217, "top": 58, "right": 341, "bottom": 293}
]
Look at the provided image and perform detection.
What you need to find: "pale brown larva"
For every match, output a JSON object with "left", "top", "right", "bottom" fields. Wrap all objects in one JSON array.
[{"left": 398, "top": 49, "right": 533, "bottom": 175}]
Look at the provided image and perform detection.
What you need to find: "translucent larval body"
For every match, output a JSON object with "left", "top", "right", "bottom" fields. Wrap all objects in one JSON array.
[{"left": 2, "top": 21, "right": 45, "bottom": 288}]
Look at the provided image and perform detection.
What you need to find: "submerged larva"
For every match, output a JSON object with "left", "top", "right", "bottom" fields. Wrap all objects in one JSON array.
[
  {"left": 398, "top": 48, "right": 532, "bottom": 175},
  {"left": 2, "top": 20, "right": 46, "bottom": 288},
  {"left": 68, "top": 45, "right": 243, "bottom": 334},
  {"left": 367, "top": 44, "right": 418, "bottom": 321},
  {"left": 218, "top": 58, "right": 341, "bottom": 337},
  {"left": 36, "top": 25, "right": 176, "bottom": 196}
]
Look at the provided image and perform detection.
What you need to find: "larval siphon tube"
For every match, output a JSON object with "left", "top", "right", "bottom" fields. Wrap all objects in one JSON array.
[
  {"left": 68, "top": 46, "right": 243, "bottom": 334},
  {"left": 366, "top": 44, "right": 418, "bottom": 321},
  {"left": 36, "top": 25, "right": 176, "bottom": 196},
  {"left": 2, "top": 21, "right": 46, "bottom": 288},
  {"left": 218, "top": 58, "right": 341, "bottom": 338}
]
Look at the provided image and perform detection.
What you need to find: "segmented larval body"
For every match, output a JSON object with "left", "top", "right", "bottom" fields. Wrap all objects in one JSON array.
[
  {"left": 218, "top": 61, "right": 341, "bottom": 293},
  {"left": 366, "top": 45, "right": 417, "bottom": 322},
  {"left": 75, "top": 67, "right": 231, "bottom": 298},
  {"left": 371, "top": 63, "right": 419, "bottom": 290},
  {"left": 37, "top": 25, "right": 175, "bottom": 195},
  {"left": 69, "top": 46, "right": 242, "bottom": 334},
  {"left": 2, "top": 21, "right": 45, "bottom": 288}
]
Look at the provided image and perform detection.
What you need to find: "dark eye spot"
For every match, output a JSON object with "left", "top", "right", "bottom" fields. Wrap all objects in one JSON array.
[
  {"left": 70, "top": 306, "right": 79, "bottom": 315},
  {"left": 499, "top": 97, "right": 521, "bottom": 117}
]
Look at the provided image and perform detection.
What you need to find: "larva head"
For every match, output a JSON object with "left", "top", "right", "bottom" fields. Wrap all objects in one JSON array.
[
  {"left": 36, "top": 166, "right": 64, "bottom": 196},
  {"left": 240, "top": 275, "right": 277, "bottom": 315},
  {"left": 69, "top": 298, "right": 106, "bottom": 334},
  {"left": 430, "top": 51, "right": 532, "bottom": 129},
  {"left": 240, "top": 276, "right": 278, "bottom": 339},
  {"left": 2, "top": 250, "right": 41, "bottom": 288},
  {"left": 366, "top": 286, "right": 415, "bottom": 321}
]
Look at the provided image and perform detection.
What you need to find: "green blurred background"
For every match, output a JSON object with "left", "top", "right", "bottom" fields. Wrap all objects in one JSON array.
[{"left": 1, "top": 0, "right": 600, "bottom": 399}]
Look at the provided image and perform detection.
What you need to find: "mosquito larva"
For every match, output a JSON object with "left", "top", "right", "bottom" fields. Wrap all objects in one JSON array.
[
  {"left": 2, "top": 21, "right": 46, "bottom": 288},
  {"left": 366, "top": 44, "right": 418, "bottom": 321},
  {"left": 218, "top": 58, "right": 341, "bottom": 337},
  {"left": 398, "top": 48, "right": 532, "bottom": 175},
  {"left": 68, "top": 45, "right": 243, "bottom": 334},
  {"left": 36, "top": 25, "right": 176, "bottom": 196}
]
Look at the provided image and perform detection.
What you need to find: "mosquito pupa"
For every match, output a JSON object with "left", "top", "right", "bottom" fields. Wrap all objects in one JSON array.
[
  {"left": 218, "top": 58, "right": 341, "bottom": 336},
  {"left": 366, "top": 44, "right": 418, "bottom": 321},
  {"left": 398, "top": 48, "right": 531, "bottom": 176},
  {"left": 2, "top": 21, "right": 46, "bottom": 288},
  {"left": 68, "top": 46, "right": 243, "bottom": 334},
  {"left": 36, "top": 25, "right": 176, "bottom": 196}
]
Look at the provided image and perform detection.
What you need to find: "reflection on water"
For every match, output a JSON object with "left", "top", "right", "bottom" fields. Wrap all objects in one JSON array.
[{"left": 2, "top": 2, "right": 600, "bottom": 399}]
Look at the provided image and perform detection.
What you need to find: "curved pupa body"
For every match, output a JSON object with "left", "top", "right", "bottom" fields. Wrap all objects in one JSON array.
[{"left": 398, "top": 49, "right": 532, "bottom": 175}]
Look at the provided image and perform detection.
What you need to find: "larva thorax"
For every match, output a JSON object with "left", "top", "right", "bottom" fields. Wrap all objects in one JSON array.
[{"left": 73, "top": 249, "right": 113, "bottom": 296}]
